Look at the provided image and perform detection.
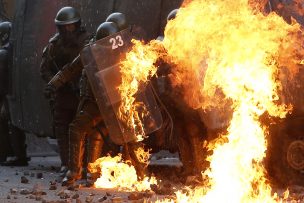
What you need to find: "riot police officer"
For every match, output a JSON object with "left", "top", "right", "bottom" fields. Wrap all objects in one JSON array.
[
  {"left": 46, "top": 13, "right": 147, "bottom": 186},
  {"left": 46, "top": 21, "right": 120, "bottom": 186},
  {"left": 40, "top": 7, "right": 91, "bottom": 174},
  {"left": 0, "top": 21, "right": 13, "bottom": 163},
  {"left": 0, "top": 21, "right": 28, "bottom": 166}
]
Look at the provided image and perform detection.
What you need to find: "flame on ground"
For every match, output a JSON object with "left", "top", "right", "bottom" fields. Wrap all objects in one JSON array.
[{"left": 88, "top": 154, "right": 156, "bottom": 191}]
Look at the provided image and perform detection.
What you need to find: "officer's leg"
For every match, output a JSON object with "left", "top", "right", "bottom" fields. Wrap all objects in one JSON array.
[
  {"left": 8, "top": 125, "right": 27, "bottom": 159},
  {"left": 63, "top": 100, "right": 102, "bottom": 186},
  {"left": 53, "top": 107, "right": 74, "bottom": 171},
  {"left": 177, "top": 126, "right": 194, "bottom": 176},
  {"left": 0, "top": 100, "right": 12, "bottom": 162},
  {"left": 1, "top": 101, "right": 27, "bottom": 166},
  {"left": 55, "top": 125, "right": 69, "bottom": 165},
  {"left": 185, "top": 119, "right": 207, "bottom": 176},
  {"left": 54, "top": 124, "right": 69, "bottom": 174},
  {"left": 99, "top": 122, "right": 120, "bottom": 157},
  {"left": 82, "top": 138, "right": 89, "bottom": 179},
  {"left": 87, "top": 130, "right": 103, "bottom": 165},
  {"left": 86, "top": 129, "right": 104, "bottom": 185},
  {"left": 123, "top": 141, "right": 148, "bottom": 180},
  {"left": 80, "top": 101, "right": 104, "bottom": 166},
  {"left": 62, "top": 114, "right": 87, "bottom": 186}
]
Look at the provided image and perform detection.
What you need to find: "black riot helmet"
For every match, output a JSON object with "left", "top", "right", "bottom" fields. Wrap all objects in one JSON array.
[
  {"left": 106, "top": 12, "right": 128, "bottom": 31},
  {"left": 0, "top": 21, "right": 11, "bottom": 46},
  {"left": 167, "top": 9, "right": 179, "bottom": 21},
  {"left": 95, "top": 22, "right": 119, "bottom": 41},
  {"left": 55, "top": 7, "right": 81, "bottom": 26}
]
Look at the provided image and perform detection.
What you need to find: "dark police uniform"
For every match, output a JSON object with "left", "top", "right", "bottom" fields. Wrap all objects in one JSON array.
[
  {"left": 40, "top": 27, "right": 91, "bottom": 168},
  {"left": 47, "top": 21, "right": 147, "bottom": 186},
  {"left": 0, "top": 41, "right": 28, "bottom": 166}
]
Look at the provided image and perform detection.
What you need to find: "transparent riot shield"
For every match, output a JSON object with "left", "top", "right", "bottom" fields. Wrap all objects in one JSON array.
[{"left": 80, "top": 26, "right": 163, "bottom": 145}]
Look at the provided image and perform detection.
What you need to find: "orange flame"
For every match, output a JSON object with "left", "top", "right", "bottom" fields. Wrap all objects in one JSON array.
[
  {"left": 88, "top": 154, "right": 156, "bottom": 191},
  {"left": 158, "top": 0, "right": 302, "bottom": 202},
  {"left": 118, "top": 40, "right": 164, "bottom": 141},
  {"left": 112, "top": 0, "right": 304, "bottom": 201}
]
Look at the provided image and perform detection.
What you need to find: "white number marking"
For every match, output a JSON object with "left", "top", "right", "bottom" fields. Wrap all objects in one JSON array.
[{"left": 109, "top": 35, "right": 124, "bottom": 50}]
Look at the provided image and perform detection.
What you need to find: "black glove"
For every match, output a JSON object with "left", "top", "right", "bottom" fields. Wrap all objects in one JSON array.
[{"left": 44, "top": 84, "right": 56, "bottom": 99}]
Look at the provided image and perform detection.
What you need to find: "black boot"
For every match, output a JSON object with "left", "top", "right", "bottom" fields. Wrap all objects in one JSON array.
[
  {"left": 62, "top": 170, "right": 81, "bottom": 187},
  {"left": 2, "top": 125, "right": 28, "bottom": 166},
  {"left": 1, "top": 157, "right": 28, "bottom": 166},
  {"left": 60, "top": 166, "right": 68, "bottom": 175}
]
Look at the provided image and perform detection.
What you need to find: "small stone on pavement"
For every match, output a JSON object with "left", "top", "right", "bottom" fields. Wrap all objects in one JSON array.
[
  {"left": 85, "top": 196, "right": 94, "bottom": 202},
  {"left": 23, "top": 171, "right": 30, "bottom": 176},
  {"left": 21, "top": 176, "right": 29, "bottom": 183},
  {"left": 20, "top": 188, "right": 31, "bottom": 195},
  {"left": 72, "top": 193, "right": 80, "bottom": 199},
  {"left": 37, "top": 172, "right": 43, "bottom": 179},
  {"left": 10, "top": 188, "right": 18, "bottom": 194}
]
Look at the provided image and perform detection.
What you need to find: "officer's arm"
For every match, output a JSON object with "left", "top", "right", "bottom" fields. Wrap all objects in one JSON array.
[
  {"left": 48, "top": 55, "right": 83, "bottom": 90},
  {"left": 40, "top": 45, "right": 55, "bottom": 83}
]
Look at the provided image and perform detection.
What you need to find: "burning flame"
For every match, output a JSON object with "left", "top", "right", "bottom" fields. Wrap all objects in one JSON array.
[
  {"left": 161, "top": 0, "right": 302, "bottom": 201},
  {"left": 109, "top": 0, "right": 304, "bottom": 201},
  {"left": 118, "top": 40, "right": 164, "bottom": 141},
  {"left": 88, "top": 154, "right": 156, "bottom": 191},
  {"left": 134, "top": 145, "right": 151, "bottom": 164}
]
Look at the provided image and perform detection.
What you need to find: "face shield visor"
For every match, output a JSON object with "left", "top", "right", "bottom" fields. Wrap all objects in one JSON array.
[{"left": 57, "top": 21, "right": 81, "bottom": 43}]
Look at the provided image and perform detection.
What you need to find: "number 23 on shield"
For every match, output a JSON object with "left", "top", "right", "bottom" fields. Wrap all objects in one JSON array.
[{"left": 109, "top": 35, "right": 124, "bottom": 50}]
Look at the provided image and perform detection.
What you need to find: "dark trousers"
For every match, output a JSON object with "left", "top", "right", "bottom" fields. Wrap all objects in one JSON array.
[
  {"left": 52, "top": 91, "right": 79, "bottom": 167},
  {"left": 0, "top": 98, "right": 26, "bottom": 160},
  {"left": 68, "top": 99, "right": 104, "bottom": 177},
  {"left": 0, "top": 99, "right": 12, "bottom": 161}
]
